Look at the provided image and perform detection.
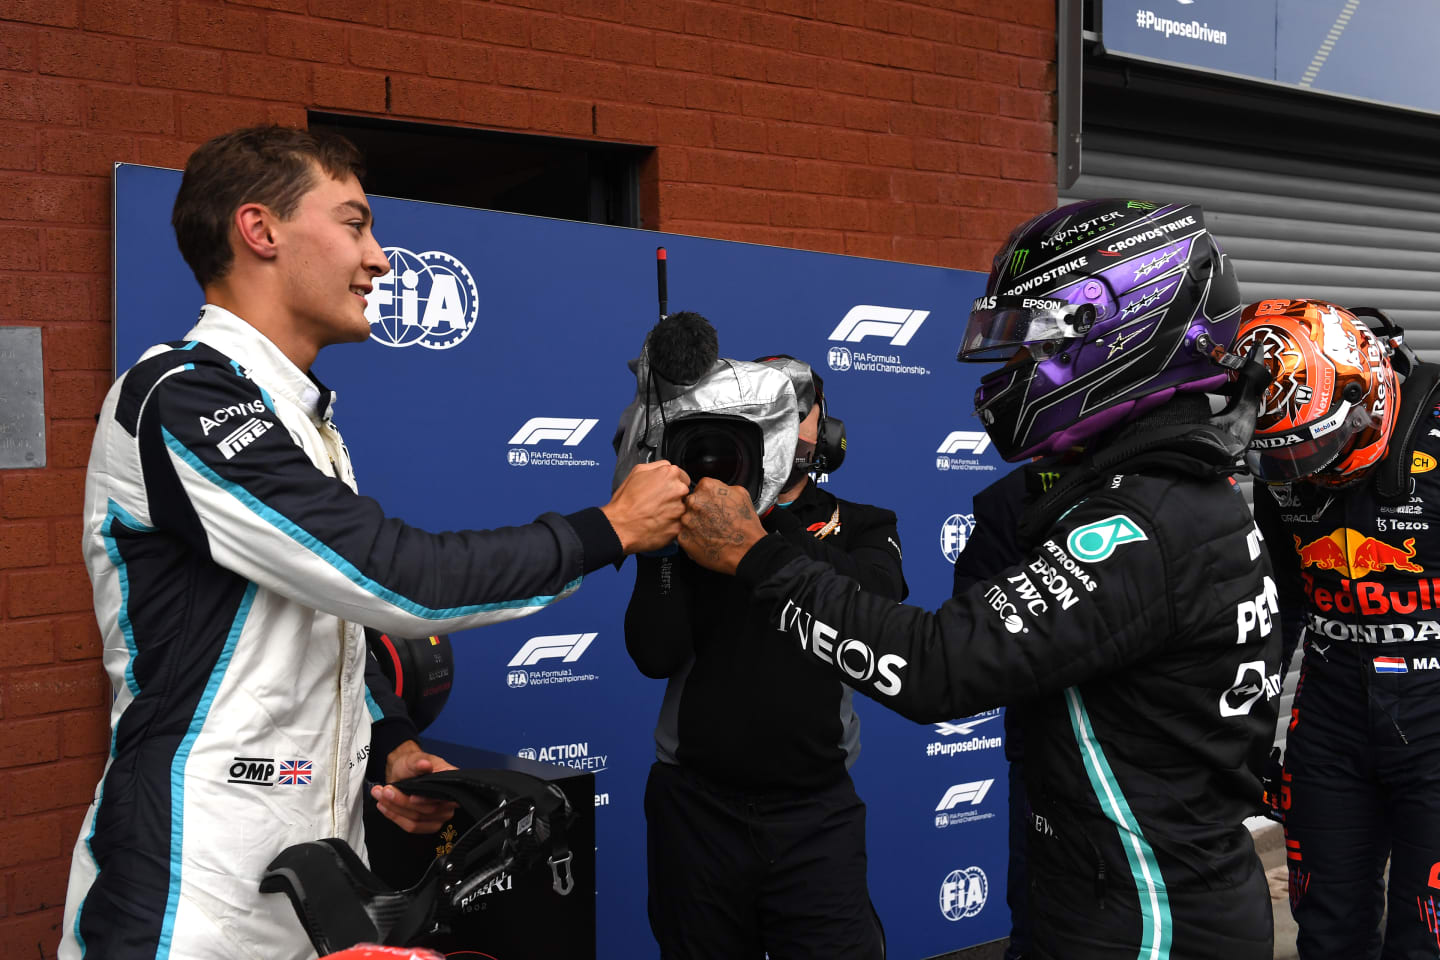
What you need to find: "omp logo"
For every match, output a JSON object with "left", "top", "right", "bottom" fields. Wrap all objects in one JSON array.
[
  {"left": 508, "top": 418, "right": 599, "bottom": 446},
  {"left": 508, "top": 633, "right": 598, "bottom": 667},
  {"left": 217, "top": 418, "right": 272, "bottom": 460},
  {"left": 938, "top": 431, "right": 991, "bottom": 456},
  {"left": 366, "top": 247, "right": 479, "bottom": 350},
  {"left": 828, "top": 305, "right": 929, "bottom": 347},
  {"left": 936, "top": 780, "right": 995, "bottom": 811},
  {"left": 227, "top": 757, "right": 275, "bottom": 786},
  {"left": 934, "top": 714, "right": 1000, "bottom": 736},
  {"left": 940, "top": 866, "right": 988, "bottom": 921}
]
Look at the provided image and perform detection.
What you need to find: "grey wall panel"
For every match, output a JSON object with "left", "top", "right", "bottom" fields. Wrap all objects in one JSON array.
[{"left": 1064, "top": 132, "right": 1440, "bottom": 362}]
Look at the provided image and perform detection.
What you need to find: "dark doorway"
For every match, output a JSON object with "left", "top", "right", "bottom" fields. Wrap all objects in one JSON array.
[{"left": 310, "top": 112, "right": 649, "bottom": 227}]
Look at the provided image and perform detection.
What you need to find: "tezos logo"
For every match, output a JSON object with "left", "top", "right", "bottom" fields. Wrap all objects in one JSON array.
[
  {"left": 941, "top": 514, "right": 975, "bottom": 564},
  {"left": 1066, "top": 515, "right": 1147, "bottom": 562},
  {"left": 940, "top": 866, "right": 988, "bottom": 921},
  {"left": 365, "top": 247, "right": 479, "bottom": 350}
]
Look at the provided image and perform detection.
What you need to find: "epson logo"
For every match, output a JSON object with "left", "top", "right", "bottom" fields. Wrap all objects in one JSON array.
[
  {"left": 938, "top": 431, "right": 991, "bottom": 456},
  {"left": 508, "top": 633, "right": 597, "bottom": 667},
  {"left": 936, "top": 779, "right": 995, "bottom": 811},
  {"left": 828, "top": 305, "right": 929, "bottom": 347},
  {"left": 508, "top": 418, "right": 599, "bottom": 446}
]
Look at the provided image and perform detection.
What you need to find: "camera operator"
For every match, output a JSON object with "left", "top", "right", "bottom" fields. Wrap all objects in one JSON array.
[{"left": 624, "top": 347, "right": 906, "bottom": 959}]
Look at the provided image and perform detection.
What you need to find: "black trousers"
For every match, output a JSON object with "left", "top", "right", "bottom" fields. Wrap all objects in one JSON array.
[
  {"left": 644, "top": 760, "right": 885, "bottom": 960},
  {"left": 1285, "top": 648, "right": 1440, "bottom": 959}
]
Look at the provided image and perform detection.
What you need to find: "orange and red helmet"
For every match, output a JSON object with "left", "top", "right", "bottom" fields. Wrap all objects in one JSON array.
[{"left": 1234, "top": 299, "right": 1397, "bottom": 487}]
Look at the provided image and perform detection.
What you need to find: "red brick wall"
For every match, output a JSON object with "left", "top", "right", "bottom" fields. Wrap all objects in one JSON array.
[{"left": 0, "top": 1, "right": 1056, "bottom": 954}]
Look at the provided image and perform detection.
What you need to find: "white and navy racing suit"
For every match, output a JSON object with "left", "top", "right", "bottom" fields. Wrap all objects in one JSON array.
[
  {"left": 732, "top": 444, "right": 1281, "bottom": 959},
  {"left": 60, "top": 306, "right": 623, "bottom": 960}
]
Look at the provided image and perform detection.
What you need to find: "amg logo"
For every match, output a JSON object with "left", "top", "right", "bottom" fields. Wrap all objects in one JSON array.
[{"left": 218, "top": 417, "right": 272, "bottom": 460}]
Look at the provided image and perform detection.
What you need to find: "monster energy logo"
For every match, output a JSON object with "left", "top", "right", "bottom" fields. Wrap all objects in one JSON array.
[
  {"left": 1009, "top": 249, "right": 1029, "bottom": 274},
  {"left": 1036, "top": 470, "right": 1061, "bottom": 491},
  {"left": 1127, "top": 200, "right": 1158, "bottom": 210}
]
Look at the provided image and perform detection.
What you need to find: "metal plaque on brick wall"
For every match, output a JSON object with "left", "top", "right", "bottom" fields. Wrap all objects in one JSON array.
[{"left": 0, "top": 327, "right": 45, "bottom": 468}]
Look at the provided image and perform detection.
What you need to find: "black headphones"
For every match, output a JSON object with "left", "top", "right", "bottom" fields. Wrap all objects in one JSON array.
[
  {"left": 754, "top": 355, "right": 846, "bottom": 475},
  {"left": 363, "top": 627, "right": 454, "bottom": 732}
]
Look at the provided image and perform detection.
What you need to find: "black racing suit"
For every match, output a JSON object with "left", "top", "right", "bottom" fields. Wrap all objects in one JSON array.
[
  {"left": 733, "top": 430, "right": 1279, "bottom": 960},
  {"left": 627, "top": 479, "right": 906, "bottom": 959},
  {"left": 952, "top": 462, "right": 1067, "bottom": 960},
  {"left": 1254, "top": 381, "right": 1440, "bottom": 959}
]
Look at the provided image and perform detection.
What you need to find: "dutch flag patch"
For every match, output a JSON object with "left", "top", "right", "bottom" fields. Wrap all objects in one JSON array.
[{"left": 1373, "top": 656, "right": 1408, "bottom": 674}]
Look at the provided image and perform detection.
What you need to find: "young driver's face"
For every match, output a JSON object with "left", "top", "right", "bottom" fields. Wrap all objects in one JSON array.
[{"left": 276, "top": 167, "right": 389, "bottom": 348}]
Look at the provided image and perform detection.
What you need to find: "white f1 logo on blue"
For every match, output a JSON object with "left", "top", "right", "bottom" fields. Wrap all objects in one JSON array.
[
  {"left": 508, "top": 418, "right": 599, "bottom": 446},
  {"left": 936, "top": 780, "right": 995, "bottom": 811},
  {"left": 508, "top": 633, "right": 598, "bottom": 667},
  {"left": 938, "top": 431, "right": 991, "bottom": 456},
  {"left": 828, "top": 306, "right": 929, "bottom": 346}
]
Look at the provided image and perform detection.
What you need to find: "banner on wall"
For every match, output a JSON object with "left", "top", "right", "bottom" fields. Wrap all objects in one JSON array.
[{"left": 114, "top": 163, "right": 1005, "bottom": 959}]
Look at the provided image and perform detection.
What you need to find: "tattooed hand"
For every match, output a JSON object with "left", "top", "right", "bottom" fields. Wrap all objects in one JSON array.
[{"left": 678, "top": 477, "right": 767, "bottom": 574}]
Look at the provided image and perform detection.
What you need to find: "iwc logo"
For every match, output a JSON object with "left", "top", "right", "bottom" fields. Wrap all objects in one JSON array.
[{"left": 365, "top": 247, "right": 479, "bottom": 350}]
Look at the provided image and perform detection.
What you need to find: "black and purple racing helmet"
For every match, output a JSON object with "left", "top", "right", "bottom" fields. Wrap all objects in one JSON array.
[{"left": 959, "top": 198, "right": 1242, "bottom": 461}]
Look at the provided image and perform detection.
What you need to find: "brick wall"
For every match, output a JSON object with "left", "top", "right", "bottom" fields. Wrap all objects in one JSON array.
[{"left": 0, "top": 1, "right": 1056, "bottom": 955}]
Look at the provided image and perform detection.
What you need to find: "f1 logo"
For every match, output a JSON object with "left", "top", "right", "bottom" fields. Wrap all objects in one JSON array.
[
  {"left": 936, "top": 780, "right": 995, "bottom": 811},
  {"left": 938, "top": 431, "right": 992, "bottom": 456},
  {"left": 508, "top": 418, "right": 599, "bottom": 446},
  {"left": 508, "top": 633, "right": 598, "bottom": 667},
  {"left": 828, "top": 305, "right": 930, "bottom": 347}
]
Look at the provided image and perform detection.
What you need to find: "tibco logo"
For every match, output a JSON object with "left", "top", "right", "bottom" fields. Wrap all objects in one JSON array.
[
  {"left": 508, "top": 418, "right": 599, "bottom": 446},
  {"left": 508, "top": 633, "right": 597, "bottom": 667},
  {"left": 828, "top": 305, "right": 929, "bottom": 346}
]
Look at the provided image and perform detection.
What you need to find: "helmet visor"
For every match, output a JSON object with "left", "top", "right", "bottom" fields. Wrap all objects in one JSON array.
[
  {"left": 1245, "top": 399, "right": 1374, "bottom": 483},
  {"left": 959, "top": 295, "right": 1095, "bottom": 362}
]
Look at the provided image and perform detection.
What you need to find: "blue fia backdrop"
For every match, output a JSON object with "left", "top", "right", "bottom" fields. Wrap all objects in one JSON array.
[{"left": 114, "top": 163, "right": 1010, "bottom": 959}]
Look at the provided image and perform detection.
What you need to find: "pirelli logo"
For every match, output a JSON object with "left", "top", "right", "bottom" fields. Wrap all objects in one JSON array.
[{"left": 218, "top": 417, "right": 272, "bottom": 460}]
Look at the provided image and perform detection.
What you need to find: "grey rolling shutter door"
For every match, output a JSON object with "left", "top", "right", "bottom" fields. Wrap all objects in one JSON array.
[{"left": 1062, "top": 128, "right": 1440, "bottom": 361}]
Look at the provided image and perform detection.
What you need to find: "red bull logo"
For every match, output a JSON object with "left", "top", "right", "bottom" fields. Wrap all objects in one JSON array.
[{"left": 1293, "top": 529, "right": 1423, "bottom": 578}]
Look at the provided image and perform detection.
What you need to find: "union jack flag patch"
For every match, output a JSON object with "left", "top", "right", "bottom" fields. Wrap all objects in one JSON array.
[{"left": 278, "top": 759, "right": 312, "bottom": 785}]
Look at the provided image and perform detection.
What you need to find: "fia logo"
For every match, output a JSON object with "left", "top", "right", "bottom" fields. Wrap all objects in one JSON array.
[
  {"left": 827, "top": 345, "right": 853, "bottom": 372},
  {"left": 516, "top": 747, "right": 538, "bottom": 760},
  {"left": 828, "top": 305, "right": 929, "bottom": 346},
  {"left": 365, "top": 247, "right": 479, "bottom": 350},
  {"left": 941, "top": 514, "right": 976, "bottom": 564},
  {"left": 940, "top": 866, "right": 988, "bottom": 921}
]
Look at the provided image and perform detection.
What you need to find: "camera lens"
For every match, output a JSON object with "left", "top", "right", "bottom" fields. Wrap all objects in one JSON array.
[{"left": 676, "top": 433, "right": 747, "bottom": 484}]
